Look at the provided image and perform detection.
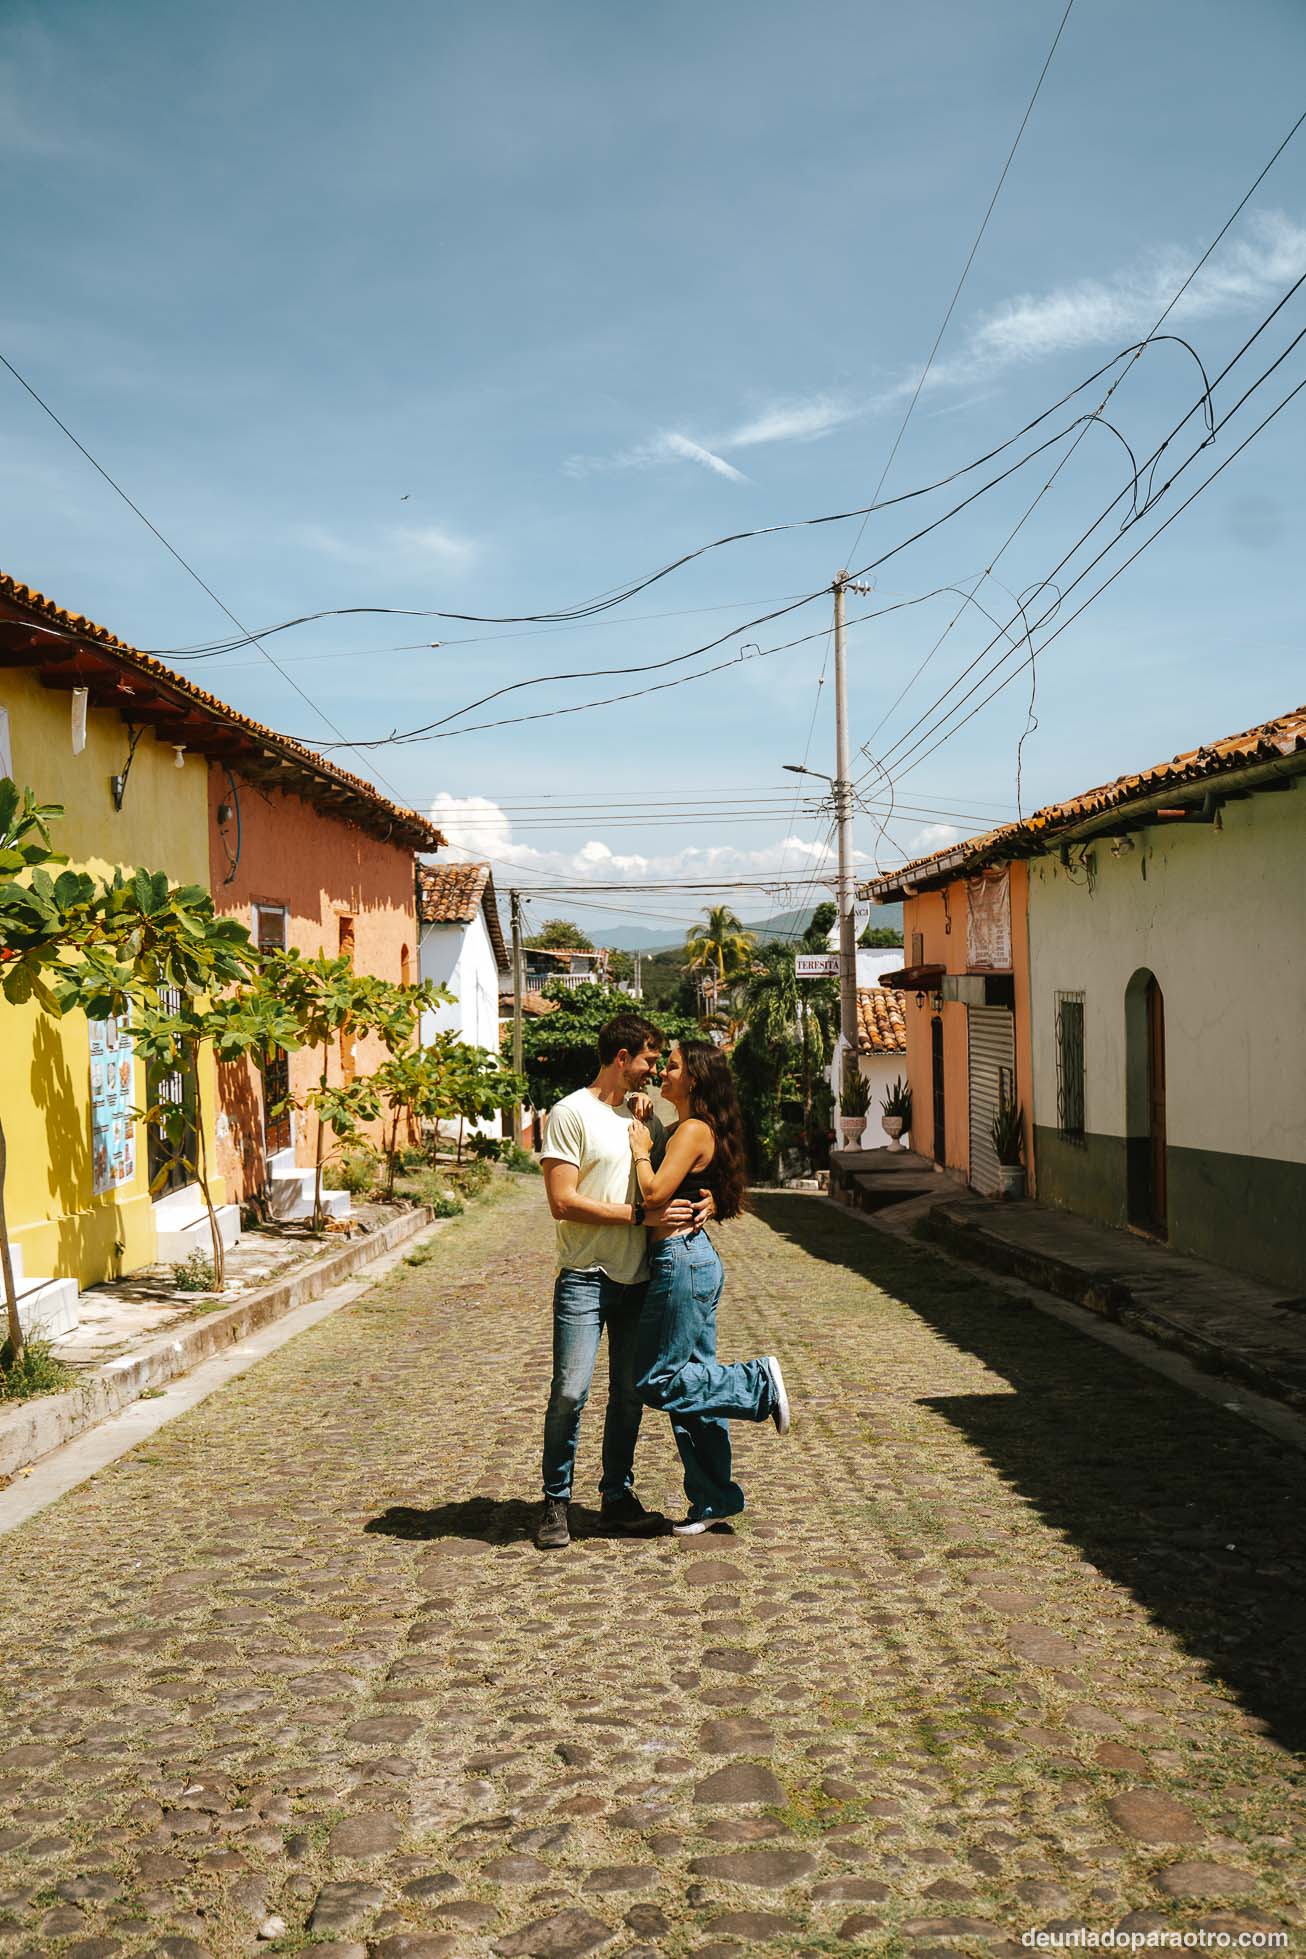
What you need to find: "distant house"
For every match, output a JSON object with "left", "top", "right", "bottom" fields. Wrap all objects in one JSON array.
[
  {"left": 868, "top": 703, "right": 1306, "bottom": 1290},
  {"left": 524, "top": 945, "right": 610, "bottom": 993},
  {"left": 417, "top": 862, "right": 509, "bottom": 1048}
]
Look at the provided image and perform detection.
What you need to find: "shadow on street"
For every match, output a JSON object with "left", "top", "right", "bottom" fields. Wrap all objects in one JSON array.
[
  {"left": 754, "top": 1192, "right": 1306, "bottom": 1753},
  {"left": 365, "top": 1498, "right": 680, "bottom": 1544}
]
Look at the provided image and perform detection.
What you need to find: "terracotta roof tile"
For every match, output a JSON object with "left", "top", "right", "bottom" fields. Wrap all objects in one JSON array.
[
  {"left": 0, "top": 572, "right": 445, "bottom": 853},
  {"left": 856, "top": 985, "right": 909, "bottom": 1055},
  {"left": 416, "top": 862, "right": 508, "bottom": 969},
  {"left": 869, "top": 702, "right": 1306, "bottom": 898}
]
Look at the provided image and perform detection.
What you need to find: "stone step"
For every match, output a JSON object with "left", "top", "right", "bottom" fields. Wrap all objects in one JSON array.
[{"left": 268, "top": 1168, "right": 350, "bottom": 1223}]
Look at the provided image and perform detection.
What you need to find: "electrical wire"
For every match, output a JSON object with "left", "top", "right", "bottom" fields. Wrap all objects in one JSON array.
[
  {"left": 0, "top": 347, "right": 411, "bottom": 805},
  {"left": 873, "top": 297, "right": 1306, "bottom": 789},
  {"left": 884, "top": 364, "right": 1306, "bottom": 793},
  {"left": 855, "top": 103, "right": 1306, "bottom": 783},
  {"left": 844, "top": 0, "right": 1075, "bottom": 568}
]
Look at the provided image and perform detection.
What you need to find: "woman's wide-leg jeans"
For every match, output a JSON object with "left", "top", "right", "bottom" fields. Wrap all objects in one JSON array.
[{"left": 634, "top": 1232, "right": 773, "bottom": 1521}]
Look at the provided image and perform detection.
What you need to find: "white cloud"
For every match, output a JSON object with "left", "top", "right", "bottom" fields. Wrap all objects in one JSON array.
[
  {"left": 661, "top": 433, "right": 748, "bottom": 482},
  {"left": 296, "top": 521, "right": 477, "bottom": 567},
  {"left": 428, "top": 795, "right": 891, "bottom": 894},
  {"left": 723, "top": 395, "right": 861, "bottom": 448},
  {"left": 967, "top": 211, "right": 1306, "bottom": 368},
  {"left": 567, "top": 210, "right": 1306, "bottom": 482}
]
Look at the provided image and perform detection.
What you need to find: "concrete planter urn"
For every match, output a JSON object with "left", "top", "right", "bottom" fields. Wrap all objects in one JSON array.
[
  {"left": 997, "top": 1164, "right": 1026, "bottom": 1201},
  {"left": 882, "top": 1115, "right": 904, "bottom": 1151},
  {"left": 837, "top": 1115, "right": 866, "bottom": 1149}
]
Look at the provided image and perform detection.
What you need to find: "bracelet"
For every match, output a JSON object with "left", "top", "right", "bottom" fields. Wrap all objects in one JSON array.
[{"left": 633, "top": 1154, "right": 652, "bottom": 1165}]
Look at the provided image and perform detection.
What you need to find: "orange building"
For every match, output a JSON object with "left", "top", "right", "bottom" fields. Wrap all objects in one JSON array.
[
  {"left": 866, "top": 859, "right": 1035, "bottom": 1195},
  {"left": 208, "top": 763, "right": 442, "bottom": 1213}
]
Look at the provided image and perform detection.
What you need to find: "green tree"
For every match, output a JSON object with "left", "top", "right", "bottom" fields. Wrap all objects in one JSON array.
[
  {"left": 0, "top": 781, "right": 257, "bottom": 1356},
  {"left": 524, "top": 918, "right": 594, "bottom": 951},
  {"left": 521, "top": 981, "right": 698, "bottom": 1112},
  {"left": 803, "top": 901, "right": 837, "bottom": 948},
  {"left": 685, "top": 905, "right": 755, "bottom": 1008},
  {"left": 859, "top": 924, "right": 902, "bottom": 949}
]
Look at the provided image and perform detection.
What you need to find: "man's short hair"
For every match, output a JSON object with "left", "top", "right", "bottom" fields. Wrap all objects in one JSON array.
[{"left": 597, "top": 1012, "right": 663, "bottom": 1066}]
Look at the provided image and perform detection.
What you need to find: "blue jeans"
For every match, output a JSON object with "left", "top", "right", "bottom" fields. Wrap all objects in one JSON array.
[
  {"left": 634, "top": 1232, "right": 773, "bottom": 1522},
  {"left": 541, "top": 1268, "right": 646, "bottom": 1502}
]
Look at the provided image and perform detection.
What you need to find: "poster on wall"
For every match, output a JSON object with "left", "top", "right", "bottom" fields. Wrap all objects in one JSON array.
[
  {"left": 89, "top": 1012, "right": 137, "bottom": 1196},
  {"left": 966, "top": 868, "right": 1012, "bottom": 971}
]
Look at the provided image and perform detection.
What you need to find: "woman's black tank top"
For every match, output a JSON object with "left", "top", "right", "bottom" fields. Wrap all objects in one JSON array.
[{"left": 664, "top": 1121, "right": 723, "bottom": 1208}]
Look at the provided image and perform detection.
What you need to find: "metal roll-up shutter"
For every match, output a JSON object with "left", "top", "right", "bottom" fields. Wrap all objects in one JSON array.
[{"left": 967, "top": 1005, "right": 1015, "bottom": 1195}]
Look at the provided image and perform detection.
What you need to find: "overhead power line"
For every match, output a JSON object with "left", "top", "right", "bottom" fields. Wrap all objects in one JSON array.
[
  {"left": 844, "top": 0, "right": 1074, "bottom": 568},
  {"left": 865, "top": 280, "right": 1306, "bottom": 790},
  {"left": 856, "top": 101, "right": 1306, "bottom": 785},
  {"left": 0, "top": 348, "right": 409, "bottom": 804}
]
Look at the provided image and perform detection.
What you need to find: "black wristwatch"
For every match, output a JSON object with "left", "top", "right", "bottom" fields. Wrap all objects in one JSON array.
[{"left": 632, "top": 1198, "right": 646, "bottom": 1225}]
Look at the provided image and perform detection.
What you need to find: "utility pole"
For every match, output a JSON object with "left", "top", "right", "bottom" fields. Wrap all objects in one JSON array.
[
  {"left": 510, "top": 889, "right": 524, "bottom": 1146},
  {"left": 634, "top": 948, "right": 642, "bottom": 999},
  {"left": 832, "top": 570, "right": 859, "bottom": 1066}
]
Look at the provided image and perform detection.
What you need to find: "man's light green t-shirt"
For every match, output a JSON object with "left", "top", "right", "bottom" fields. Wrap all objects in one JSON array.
[{"left": 541, "top": 1087, "right": 648, "bottom": 1285}]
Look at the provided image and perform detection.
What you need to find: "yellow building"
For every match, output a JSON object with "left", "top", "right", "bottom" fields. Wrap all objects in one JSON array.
[{"left": 0, "top": 572, "right": 439, "bottom": 1334}]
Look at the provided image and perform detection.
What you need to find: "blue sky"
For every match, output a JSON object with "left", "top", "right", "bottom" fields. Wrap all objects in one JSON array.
[{"left": 3, "top": 0, "right": 1304, "bottom": 938}]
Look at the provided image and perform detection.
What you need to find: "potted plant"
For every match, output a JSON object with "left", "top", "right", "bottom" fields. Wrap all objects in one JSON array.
[
  {"left": 837, "top": 1068, "right": 871, "bottom": 1148},
  {"left": 991, "top": 1096, "right": 1026, "bottom": 1199},
  {"left": 881, "top": 1075, "right": 912, "bottom": 1151}
]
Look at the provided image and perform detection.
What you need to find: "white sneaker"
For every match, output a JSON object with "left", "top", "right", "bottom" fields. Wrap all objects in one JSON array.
[
  {"left": 671, "top": 1515, "right": 713, "bottom": 1536},
  {"left": 763, "top": 1356, "right": 790, "bottom": 1435}
]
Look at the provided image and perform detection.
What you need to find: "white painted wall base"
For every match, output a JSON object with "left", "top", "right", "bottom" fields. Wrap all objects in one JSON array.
[{"left": 8, "top": 1243, "right": 79, "bottom": 1341}]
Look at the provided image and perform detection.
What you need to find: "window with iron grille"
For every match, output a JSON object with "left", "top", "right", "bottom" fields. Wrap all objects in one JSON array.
[{"left": 1055, "top": 991, "right": 1086, "bottom": 1141}]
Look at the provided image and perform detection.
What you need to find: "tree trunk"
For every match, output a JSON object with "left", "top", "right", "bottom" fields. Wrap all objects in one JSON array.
[
  {"left": 456, "top": 1115, "right": 465, "bottom": 1164},
  {"left": 312, "top": 1054, "right": 328, "bottom": 1231},
  {"left": 385, "top": 1105, "right": 401, "bottom": 1199},
  {"left": 800, "top": 997, "right": 813, "bottom": 1173},
  {"left": 193, "top": 1046, "right": 225, "bottom": 1290},
  {"left": 0, "top": 1109, "right": 23, "bottom": 1360}
]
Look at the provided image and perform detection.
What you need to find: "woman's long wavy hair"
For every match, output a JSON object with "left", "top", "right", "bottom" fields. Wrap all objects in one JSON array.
[{"left": 677, "top": 1040, "right": 748, "bottom": 1220}]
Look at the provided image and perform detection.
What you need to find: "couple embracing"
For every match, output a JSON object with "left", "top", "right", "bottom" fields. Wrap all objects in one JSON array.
[{"left": 535, "top": 1011, "right": 790, "bottom": 1550}]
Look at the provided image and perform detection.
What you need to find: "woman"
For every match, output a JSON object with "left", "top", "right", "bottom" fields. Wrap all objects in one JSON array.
[{"left": 628, "top": 1040, "right": 790, "bottom": 1535}]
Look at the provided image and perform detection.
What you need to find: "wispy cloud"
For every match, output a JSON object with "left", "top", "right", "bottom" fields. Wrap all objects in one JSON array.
[
  {"left": 662, "top": 433, "right": 748, "bottom": 482},
  {"left": 296, "top": 521, "right": 477, "bottom": 568},
  {"left": 568, "top": 211, "right": 1306, "bottom": 482},
  {"left": 963, "top": 210, "right": 1306, "bottom": 369},
  {"left": 723, "top": 395, "right": 861, "bottom": 448}
]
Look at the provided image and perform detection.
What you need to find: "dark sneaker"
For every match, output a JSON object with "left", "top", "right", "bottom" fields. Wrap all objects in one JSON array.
[
  {"left": 535, "top": 1498, "right": 571, "bottom": 1549},
  {"left": 763, "top": 1355, "right": 791, "bottom": 1435},
  {"left": 600, "top": 1491, "right": 662, "bottom": 1536}
]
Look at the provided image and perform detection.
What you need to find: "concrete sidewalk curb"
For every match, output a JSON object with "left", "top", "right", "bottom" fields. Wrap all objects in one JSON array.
[
  {"left": 917, "top": 1200, "right": 1305, "bottom": 1415},
  {"left": 0, "top": 1204, "right": 434, "bottom": 1480}
]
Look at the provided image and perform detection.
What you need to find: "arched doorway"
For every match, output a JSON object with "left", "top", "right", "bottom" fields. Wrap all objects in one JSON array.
[{"left": 1125, "top": 969, "right": 1167, "bottom": 1235}]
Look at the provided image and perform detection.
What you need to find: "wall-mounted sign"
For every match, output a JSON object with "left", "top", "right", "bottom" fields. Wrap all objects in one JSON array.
[
  {"left": 795, "top": 953, "right": 842, "bottom": 978},
  {"left": 89, "top": 1012, "right": 136, "bottom": 1196},
  {"left": 966, "top": 868, "right": 1012, "bottom": 972}
]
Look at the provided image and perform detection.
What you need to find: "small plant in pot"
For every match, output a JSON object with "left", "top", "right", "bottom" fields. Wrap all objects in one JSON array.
[
  {"left": 991, "top": 1096, "right": 1026, "bottom": 1199},
  {"left": 837, "top": 1068, "right": 872, "bottom": 1148},
  {"left": 880, "top": 1075, "right": 912, "bottom": 1151}
]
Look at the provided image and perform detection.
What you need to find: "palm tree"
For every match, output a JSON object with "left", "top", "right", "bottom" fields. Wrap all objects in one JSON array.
[
  {"left": 685, "top": 906, "right": 755, "bottom": 1011},
  {"left": 742, "top": 941, "right": 835, "bottom": 1170}
]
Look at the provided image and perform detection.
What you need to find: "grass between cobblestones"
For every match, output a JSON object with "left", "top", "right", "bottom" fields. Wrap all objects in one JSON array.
[{"left": 0, "top": 1182, "right": 1301, "bottom": 1958}]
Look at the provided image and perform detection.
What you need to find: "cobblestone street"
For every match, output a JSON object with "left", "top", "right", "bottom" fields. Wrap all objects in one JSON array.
[{"left": 2, "top": 1180, "right": 1303, "bottom": 1959}]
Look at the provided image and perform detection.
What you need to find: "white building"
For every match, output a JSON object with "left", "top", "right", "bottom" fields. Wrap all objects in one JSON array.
[
  {"left": 417, "top": 863, "right": 511, "bottom": 1135},
  {"left": 1026, "top": 710, "right": 1306, "bottom": 1290}
]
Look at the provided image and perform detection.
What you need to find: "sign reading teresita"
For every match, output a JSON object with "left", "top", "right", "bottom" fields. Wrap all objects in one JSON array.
[{"left": 794, "top": 953, "right": 842, "bottom": 978}]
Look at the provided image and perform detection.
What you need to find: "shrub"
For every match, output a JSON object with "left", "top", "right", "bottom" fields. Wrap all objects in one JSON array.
[
  {"left": 838, "top": 1070, "right": 872, "bottom": 1116},
  {"left": 0, "top": 1335, "right": 76, "bottom": 1402},
  {"left": 454, "top": 1159, "right": 493, "bottom": 1198},
  {"left": 432, "top": 1193, "right": 465, "bottom": 1218},
  {"left": 172, "top": 1249, "right": 217, "bottom": 1292},
  {"left": 323, "top": 1146, "right": 380, "bottom": 1196},
  {"left": 502, "top": 1141, "right": 541, "bottom": 1175}
]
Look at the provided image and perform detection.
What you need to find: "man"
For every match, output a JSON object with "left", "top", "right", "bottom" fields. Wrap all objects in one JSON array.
[{"left": 536, "top": 1011, "right": 707, "bottom": 1550}]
